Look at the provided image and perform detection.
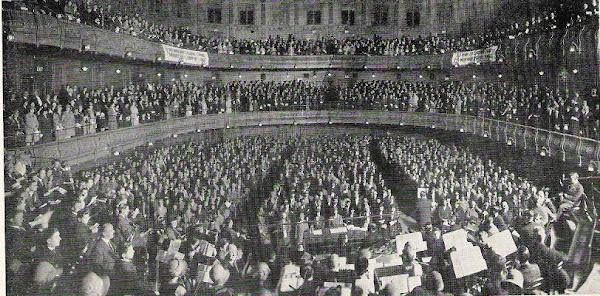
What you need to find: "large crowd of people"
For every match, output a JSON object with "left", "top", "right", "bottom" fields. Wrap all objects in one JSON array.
[
  {"left": 5, "top": 135, "right": 294, "bottom": 295},
  {"left": 6, "top": 79, "right": 599, "bottom": 147},
  {"left": 5, "top": 0, "right": 597, "bottom": 56},
  {"left": 258, "top": 136, "right": 398, "bottom": 248},
  {"left": 373, "top": 136, "right": 589, "bottom": 295},
  {"left": 5, "top": 132, "right": 591, "bottom": 295}
]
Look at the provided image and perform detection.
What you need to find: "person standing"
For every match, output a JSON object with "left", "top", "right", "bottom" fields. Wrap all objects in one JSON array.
[
  {"left": 53, "top": 105, "right": 64, "bottom": 140},
  {"left": 62, "top": 104, "right": 76, "bottom": 138},
  {"left": 25, "top": 107, "right": 40, "bottom": 145},
  {"left": 86, "top": 105, "right": 97, "bottom": 134},
  {"left": 130, "top": 103, "right": 140, "bottom": 126},
  {"left": 107, "top": 103, "right": 118, "bottom": 130}
]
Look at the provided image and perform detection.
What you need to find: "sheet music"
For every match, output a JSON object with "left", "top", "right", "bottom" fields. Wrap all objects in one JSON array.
[
  {"left": 280, "top": 264, "right": 304, "bottom": 292},
  {"left": 330, "top": 227, "right": 347, "bottom": 234},
  {"left": 483, "top": 230, "right": 517, "bottom": 257},
  {"left": 380, "top": 274, "right": 409, "bottom": 294},
  {"left": 450, "top": 245, "right": 487, "bottom": 278},
  {"left": 408, "top": 276, "right": 422, "bottom": 291},
  {"left": 442, "top": 229, "right": 469, "bottom": 250},
  {"left": 396, "top": 232, "right": 428, "bottom": 253}
]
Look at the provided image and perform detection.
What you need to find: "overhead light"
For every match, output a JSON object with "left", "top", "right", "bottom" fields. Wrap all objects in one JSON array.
[
  {"left": 431, "top": 125, "right": 436, "bottom": 129},
  {"left": 365, "top": 121, "right": 369, "bottom": 125},
  {"left": 226, "top": 125, "right": 230, "bottom": 129},
  {"left": 327, "top": 73, "right": 332, "bottom": 77},
  {"left": 427, "top": 65, "right": 431, "bottom": 69},
  {"left": 115, "top": 69, "right": 121, "bottom": 74},
  {"left": 396, "top": 65, "right": 401, "bottom": 69},
  {"left": 460, "top": 128, "right": 465, "bottom": 133},
  {"left": 371, "top": 74, "right": 375, "bottom": 78},
  {"left": 472, "top": 75, "right": 477, "bottom": 78},
  {"left": 81, "top": 67, "right": 88, "bottom": 72},
  {"left": 539, "top": 71, "right": 544, "bottom": 76},
  {"left": 184, "top": 74, "right": 188, "bottom": 78},
  {"left": 157, "top": 73, "right": 162, "bottom": 77},
  {"left": 572, "top": 69, "right": 579, "bottom": 74},
  {"left": 419, "top": 75, "right": 423, "bottom": 79},
  {"left": 498, "top": 74, "right": 503, "bottom": 78}
]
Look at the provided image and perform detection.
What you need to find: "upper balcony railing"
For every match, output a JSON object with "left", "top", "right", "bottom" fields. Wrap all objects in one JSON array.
[{"left": 2, "top": 9, "right": 451, "bottom": 70}]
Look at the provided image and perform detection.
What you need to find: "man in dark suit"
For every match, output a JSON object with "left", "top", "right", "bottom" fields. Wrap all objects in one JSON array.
[
  {"left": 90, "top": 223, "right": 119, "bottom": 278},
  {"left": 517, "top": 246, "right": 542, "bottom": 289},
  {"left": 413, "top": 191, "right": 432, "bottom": 228},
  {"left": 113, "top": 244, "right": 153, "bottom": 295}
]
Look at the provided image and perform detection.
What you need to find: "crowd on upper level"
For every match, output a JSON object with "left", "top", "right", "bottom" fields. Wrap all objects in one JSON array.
[
  {"left": 5, "top": 0, "right": 597, "bottom": 56},
  {"left": 6, "top": 78, "right": 598, "bottom": 147},
  {"left": 4, "top": 132, "right": 590, "bottom": 295}
]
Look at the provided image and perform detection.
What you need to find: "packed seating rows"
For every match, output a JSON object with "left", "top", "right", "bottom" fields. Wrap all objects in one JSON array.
[{"left": 4, "top": 133, "right": 587, "bottom": 295}]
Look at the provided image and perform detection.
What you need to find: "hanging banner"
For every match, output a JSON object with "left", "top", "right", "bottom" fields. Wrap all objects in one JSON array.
[
  {"left": 451, "top": 46, "right": 498, "bottom": 67},
  {"left": 161, "top": 44, "right": 209, "bottom": 66}
]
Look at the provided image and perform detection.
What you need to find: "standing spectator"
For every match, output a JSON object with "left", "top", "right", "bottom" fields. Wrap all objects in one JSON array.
[
  {"left": 107, "top": 103, "right": 118, "bottom": 130},
  {"left": 25, "top": 107, "right": 40, "bottom": 145},
  {"left": 130, "top": 103, "right": 139, "bottom": 126},
  {"left": 62, "top": 104, "right": 76, "bottom": 138}
]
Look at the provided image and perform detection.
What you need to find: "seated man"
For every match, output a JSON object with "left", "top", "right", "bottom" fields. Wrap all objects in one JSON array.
[
  {"left": 558, "top": 172, "right": 593, "bottom": 222},
  {"left": 517, "top": 246, "right": 542, "bottom": 289}
]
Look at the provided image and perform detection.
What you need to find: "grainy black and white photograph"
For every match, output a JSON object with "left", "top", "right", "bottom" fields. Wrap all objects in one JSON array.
[{"left": 2, "top": 0, "right": 599, "bottom": 295}]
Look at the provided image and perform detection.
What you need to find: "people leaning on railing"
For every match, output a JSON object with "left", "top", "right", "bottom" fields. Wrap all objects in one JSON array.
[
  {"left": 5, "top": 0, "right": 598, "bottom": 57},
  {"left": 4, "top": 80, "right": 600, "bottom": 147}
]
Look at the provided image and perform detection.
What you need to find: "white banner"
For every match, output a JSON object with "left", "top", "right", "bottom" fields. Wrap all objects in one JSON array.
[
  {"left": 161, "top": 44, "right": 209, "bottom": 66},
  {"left": 451, "top": 46, "right": 498, "bottom": 67}
]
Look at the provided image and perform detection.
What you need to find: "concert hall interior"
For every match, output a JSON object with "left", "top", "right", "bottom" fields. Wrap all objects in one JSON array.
[{"left": 3, "top": 0, "right": 600, "bottom": 295}]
